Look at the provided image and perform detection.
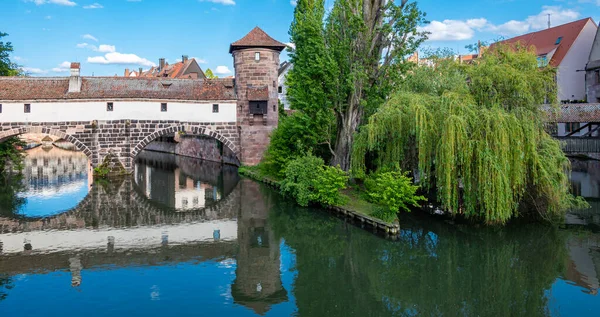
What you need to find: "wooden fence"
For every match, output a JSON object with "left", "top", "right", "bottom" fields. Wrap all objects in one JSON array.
[{"left": 557, "top": 137, "right": 600, "bottom": 153}]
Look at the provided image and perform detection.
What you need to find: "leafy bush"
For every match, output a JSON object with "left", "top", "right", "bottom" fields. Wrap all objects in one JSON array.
[
  {"left": 93, "top": 165, "right": 110, "bottom": 178},
  {"left": 280, "top": 154, "right": 348, "bottom": 207},
  {"left": 364, "top": 171, "right": 426, "bottom": 217}
]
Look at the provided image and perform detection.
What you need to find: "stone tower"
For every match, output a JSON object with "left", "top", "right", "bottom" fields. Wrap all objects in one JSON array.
[{"left": 230, "top": 27, "right": 286, "bottom": 166}]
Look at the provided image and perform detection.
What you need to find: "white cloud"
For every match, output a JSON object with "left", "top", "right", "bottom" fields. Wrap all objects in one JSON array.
[
  {"left": 420, "top": 6, "right": 583, "bottom": 41},
  {"left": 215, "top": 66, "right": 232, "bottom": 74},
  {"left": 26, "top": 0, "right": 77, "bottom": 6},
  {"left": 419, "top": 19, "right": 488, "bottom": 41},
  {"left": 82, "top": 34, "right": 98, "bottom": 42},
  {"left": 291, "top": 0, "right": 297, "bottom": 6},
  {"left": 45, "top": 15, "right": 52, "bottom": 19},
  {"left": 83, "top": 2, "right": 103, "bottom": 9},
  {"left": 489, "top": 6, "right": 580, "bottom": 36},
  {"left": 198, "top": 0, "right": 235, "bottom": 5},
  {"left": 285, "top": 42, "right": 296, "bottom": 50},
  {"left": 51, "top": 61, "right": 71, "bottom": 73},
  {"left": 193, "top": 57, "right": 207, "bottom": 64},
  {"left": 97, "top": 44, "right": 116, "bottom": 53},
  {"left": 21, "top": 67, "right": 48, "bottom": 74},
  {"left": 87, "top": 52, "right": 156, "bottom": 67},
  {"left": 13, "top": 56, "right": 25, "bottom": 62}
]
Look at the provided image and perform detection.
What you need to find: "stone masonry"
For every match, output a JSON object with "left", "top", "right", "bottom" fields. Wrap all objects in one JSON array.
[{"left": 0, "top": 120, "right": 239, "bottom": 172}]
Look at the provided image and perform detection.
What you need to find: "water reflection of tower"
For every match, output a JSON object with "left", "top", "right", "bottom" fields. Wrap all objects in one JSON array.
[{"left": 232, "top": 180, "right": 287, "bottom": 315}]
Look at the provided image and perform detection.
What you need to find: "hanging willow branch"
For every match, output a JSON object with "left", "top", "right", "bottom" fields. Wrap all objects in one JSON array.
[{"left": 352, "top": 46, "right": 586, "bottom": 224}]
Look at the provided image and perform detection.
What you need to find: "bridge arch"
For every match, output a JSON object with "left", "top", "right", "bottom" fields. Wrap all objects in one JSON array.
[
  {"left": 0, "top": 126, "right": 93, "bottom": 161},
  {"left": 130, "top": 124, "right": 240, "bottom": 164}
]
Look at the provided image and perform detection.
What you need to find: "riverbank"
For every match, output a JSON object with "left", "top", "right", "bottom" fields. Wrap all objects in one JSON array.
[{"left": 238, "top": 166, "right": 400, "bottom": 238}]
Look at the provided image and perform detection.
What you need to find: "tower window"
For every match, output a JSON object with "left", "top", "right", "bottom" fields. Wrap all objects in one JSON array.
[
  {"left": 161, "top": 103, "right": 167, "bottom": 112},
  {"left": 107, "top": 102, "right": 114, "bottom": 111},
  {"left": 213, "top": 104, "right": 219, "bottom": 113},
  {"left": 255, "top": 52, "right": 260, "bottom": 61},
  {"left": 24, "top": 104, "right": 31, "bottom": 113},
  {"left": 249, "top": 101, "right": 268, "bottom": 114}
]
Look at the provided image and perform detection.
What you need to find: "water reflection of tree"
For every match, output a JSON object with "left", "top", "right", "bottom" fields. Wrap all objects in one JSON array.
[
  {"left": 0, "top": 274, "right": 13, "bottom": 302},
  {"left": 0, "top": 173, "right": 26, "bottom": 218},
  {"left": 269, "top": 199, "right": 568, "bottom": 317}
]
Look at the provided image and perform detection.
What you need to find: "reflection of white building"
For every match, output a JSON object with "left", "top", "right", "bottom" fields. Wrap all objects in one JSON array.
[
  {"left": 134, "top": 162, "right": 221, "bottom": 211},
  {"left": 174, "top": 169, "right": 220, "bottom": 210},
  {"left": 22, "top": 146, "right": 89, "bottom": 188}
]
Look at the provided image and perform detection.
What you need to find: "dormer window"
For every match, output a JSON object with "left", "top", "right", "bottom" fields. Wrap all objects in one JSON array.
[
  {"left": 555, "top": 37, "right": 563, "bottom": 45},
  {"left": 255, "top": 52, "right": 260, "bottom": 61}
]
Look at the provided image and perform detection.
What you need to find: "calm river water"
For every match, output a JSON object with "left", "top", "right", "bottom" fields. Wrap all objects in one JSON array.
[{"left": 1, "top": 148, "right": 600, "bottom": 316}]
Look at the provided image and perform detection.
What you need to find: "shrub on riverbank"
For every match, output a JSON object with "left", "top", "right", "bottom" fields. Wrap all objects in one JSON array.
[
  {"left": 280, "top": 154, "right": 348, "bottom": 207},
  {"left": 364, "top": 171, "right": 426, "bottom": 221}
]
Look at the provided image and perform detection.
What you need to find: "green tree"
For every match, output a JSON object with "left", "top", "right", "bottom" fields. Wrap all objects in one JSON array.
[
  {"left": 270, "top": 0, "right": 428, "bottom": 172},
  {"left": 204, "top": 68, "right": 218, "bottom": 79},
  {"left": 325, "top": 0, "right": 428, "bottom": 171},
  {"left": 352, "top": 45, "right": 585, "bottom": 224},
  {"left": 0, "top": 32, "right": 21, "bottom": 76}
]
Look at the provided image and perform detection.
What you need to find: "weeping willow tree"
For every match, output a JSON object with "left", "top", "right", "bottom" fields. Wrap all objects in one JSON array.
[{"left": 352, "top": 46, "right": 586, "bottom": 224}]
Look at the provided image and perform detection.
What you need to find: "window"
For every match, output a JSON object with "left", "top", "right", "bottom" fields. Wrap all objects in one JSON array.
[
  {"left": 555, "top": 37, "right": 563, "bottom": 45},
  {"left": 213, "top": 104, "right": 219, "bottom": 113},
  {"left": 537, "top": 55, "right": 548, "bottom": 67},
  {"left": 278, "top": 86, "right": 283, "bottom": 94},
  {"left": 255, "top": 52, "right": 260, "bottom": 61},
  {"left": 565, "top": 122, "right": 581, "bottom": 133},
  {"left": 107, "top": 102, "right": 113, "bottom": 111},
  {"left": 24, "top": 104, "right": 31, "bottom": 113},
  {"left": 0, "top": 104, "right": 2, "bottom": 113},
  {"left": 161, "top": 103, "right": 167, "bottom": 112},
  {"left": 249, "top": 101, "right": 268, "bottom": 114},
  {"left": 595, "top": 70, "right": 600, "bottom": 84}
]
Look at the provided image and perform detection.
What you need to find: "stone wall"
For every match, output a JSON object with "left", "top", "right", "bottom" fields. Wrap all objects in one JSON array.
[
  {"left": 0, "top": 120, "right": 240, "bottom": 172},
  {"left": 233, "top": 48, "right": 280, "bottom": 165}
]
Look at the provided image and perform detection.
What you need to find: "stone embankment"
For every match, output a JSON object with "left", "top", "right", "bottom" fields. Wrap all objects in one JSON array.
[{"left": 239, "top": 169, "right": 400, "bottom": 239}]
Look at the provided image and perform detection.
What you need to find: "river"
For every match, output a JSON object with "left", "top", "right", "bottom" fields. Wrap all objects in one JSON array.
[{"left": 1, "top": 148, "right": 600, "bottom": 316}]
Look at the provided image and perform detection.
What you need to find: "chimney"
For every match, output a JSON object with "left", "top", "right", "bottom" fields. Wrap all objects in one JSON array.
[
  {"left": 182, "top": 55, "right": 189, "bottom": 63},
  {"left": 159, "top": 58, "right": 166, "bottom": 71},
  {"left": 68, "top": 62, "right": 81, "bottom": 93},
  {"left": 139, "top": 67, "right": 143, "bottom": 76},
  {"left": 124, "top": 68, "right": 130, "bottom": 77}
]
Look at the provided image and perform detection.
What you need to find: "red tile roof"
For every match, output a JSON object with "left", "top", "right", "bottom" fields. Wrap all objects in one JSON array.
[
  {"left": 247, "top": 86, "right": 269, "bottom": 100},
  {"left": 0, "top": 77, "right": 236, "bottom": 101},
  {"left": 547, "top": 103, "right": 600, "bottom": 123},
  {"left": 229, "top": 27, "right": 286, "bottom": 53},
  {"left": 492, "top": 18, "right": 593, "bottom": 67}
]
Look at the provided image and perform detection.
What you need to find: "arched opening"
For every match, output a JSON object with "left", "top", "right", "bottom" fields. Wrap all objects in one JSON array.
[
  {"left": 130, "top": 125, "right": 240, "bottom": 166},
  {"left": 0, "top": 127, "right": 93, "bottom": 219}
]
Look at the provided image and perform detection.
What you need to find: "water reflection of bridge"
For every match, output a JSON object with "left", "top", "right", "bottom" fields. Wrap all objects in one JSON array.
[{"left": 0, "top": 179, "right": 288, "bottom": 315}]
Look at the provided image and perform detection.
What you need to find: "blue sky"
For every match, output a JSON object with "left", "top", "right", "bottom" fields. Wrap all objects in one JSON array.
[{"left": 2, "top": 0, "right": 600, "bottom": 76}]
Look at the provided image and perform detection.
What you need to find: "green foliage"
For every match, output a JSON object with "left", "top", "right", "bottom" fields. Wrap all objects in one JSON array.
[
  {"left": 204, "top": 68, "right": 217, "bottom": 79},
  {"left": 0, "top": 137, "right": 26, "bottom": 173},
  {"left": 364, "top": 171, "right": 426, "bottom": 217},
  {"left": 352, "top": 45, "right": 579, "bottom": 225},
  {"left": 93, "top": 165, "right": 110, "bottom": 178},
  {"left": 280, "top": 154, "right": 348, "bottom": 207},
  {"left": 0, "top": 32, "right": 21, "bottom": 76}
]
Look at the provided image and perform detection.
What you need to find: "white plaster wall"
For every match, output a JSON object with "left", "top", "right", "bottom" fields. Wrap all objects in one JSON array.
[
  {"left": 0, "top": 220, "right": 238, "bottom": 254},
  {"left": 278, "top": 64, "right": 292, "bottom": 110},
  {"left": 0, "top": 100, "right": 237, "bottom": 123},
  {"left": 557, "top": 20, "right": 598, "bottom": 101},
  {"left": 589, "top": 25, "right": 600, "bottom": 62}
]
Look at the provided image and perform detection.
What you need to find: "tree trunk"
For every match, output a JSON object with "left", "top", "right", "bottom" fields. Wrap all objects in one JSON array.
[{"left": 332, "top": 99, "right": 362, "bottom": 171}]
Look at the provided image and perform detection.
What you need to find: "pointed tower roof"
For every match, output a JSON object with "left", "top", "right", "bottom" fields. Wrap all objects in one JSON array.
[{"left": 229, "top": 27, "right": 287, "bottom": 53}]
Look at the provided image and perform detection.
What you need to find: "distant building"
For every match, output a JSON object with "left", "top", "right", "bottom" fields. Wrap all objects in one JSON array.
[
  {"left": 277, "top": 61, "right": 293, "bottom": 110},
  {"left": 492, "top": 18, "right": 598, "bottom": 103},
  {"left": 125, "top": 55, "right": 206, "bottom": 79},
  {"left": 586, "top": 25, "right": 600, "bottom": 103}
]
